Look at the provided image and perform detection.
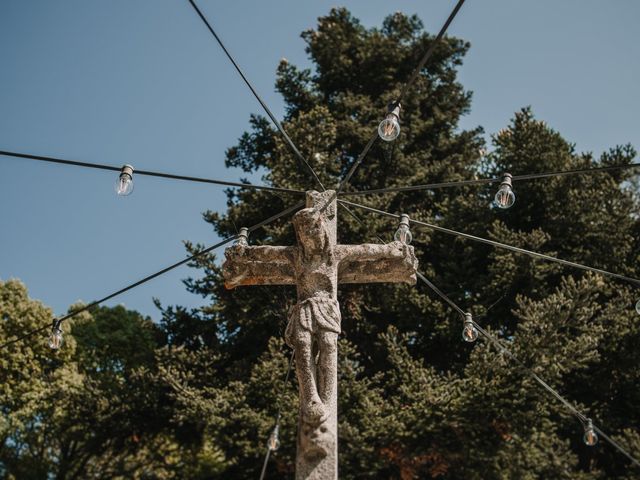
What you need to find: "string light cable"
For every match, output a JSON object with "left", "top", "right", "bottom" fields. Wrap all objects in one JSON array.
[
  {"left": 0, "top": 150, "right": 304, "bottom": 195},
  {"left": 340, "top": 162, "right": 640, "bottom": 197},
  {"left": 343, "top": 204, "right": 639, "bottom": 467},
  {"left": 471, "top": 320, "right": 640, "bottom": 468},
  {"left": 417, "top": 264, "right": 639, "bottom": 466},
  {"left": 186, "top": 0, "right": 325, "bottom": 191},
  {"left": 396, "top": 0, "right": 466, "bottom": 104},
  {"left": 259, "top": 350, "right": 295, "bottom": 480},
  {"left": 0, "top": 201, "right": 304, "bottom": 350},
  {"left": 333, "top": 0, "right": 467, "bottom": 199},
  {"left": 3, "top": 0, "right": 637, "bottom": 472},
  {"left": 341, "top": 201, "right": 510, "bottom": 323},
  {"left": 340, "top": 203, "right": 469, "bottom": 319},
  {"left": 338, "top": 199, "right": 640, "bottom": 288}
]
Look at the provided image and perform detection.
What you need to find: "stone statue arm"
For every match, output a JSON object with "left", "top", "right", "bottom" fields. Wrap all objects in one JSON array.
[
  {"left": 225, "top": 244, "right": 295, "bottom": 264},
  {"left": 222, "top": 245, "right": 296, "bottom": 289},
  {"left": 336, "top": 241, "right": 411, "bottom": 262},
  {"left": 336, "top": 241, "right": 418, "bottom": 285}
]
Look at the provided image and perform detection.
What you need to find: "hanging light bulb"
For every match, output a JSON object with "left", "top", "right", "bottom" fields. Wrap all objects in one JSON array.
[
  {"left": 378, "top": 103, "right": 401, "bottom": 142},
  {"left": 115, "top": 165, "right": 134, "bottom": 196},
  {"left": 394, "top": 214, "right": 412, "bottom": 244},
  {"left": 583, "top": 419, "right": 598, "bottom": 446},
  {"left": 493, "top": 173, "right": 515, "bottom": 209},
  {"left": 48, "top": 321, "right": 63, "bottom": 350},
  {"left": 267, "top": 424, "right": 280, "bottom": 451},
  {"left": 635, "top": 298, "right": 640, "bottom": 315},
  {"left": 235, "top": 227, "right": 249, "bottom": 247},
  {"left": 462, "top": 312, "right": 478, "bottom": 343}
]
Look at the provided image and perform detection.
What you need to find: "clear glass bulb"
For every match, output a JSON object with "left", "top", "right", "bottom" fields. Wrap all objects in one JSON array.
[
  {"left": 635, "top": 298, "right": 640, "bottom": 315},
  {"left": 394, "top": 224, "right": 412, "bottom": 244},
  {"left": 583, "top": 420, "right": 598, "bottom": 446},
  {"left": 48, "top": 325, "right": 63, "bottom": 350},
  {"left": 378, "top": 113, "right": 400, "bottom": 142},
  {"left": 462, "top": 323, "right": 478, "bottom": 342},
  {"left": 267, "top": 427, "right": 280, "bottom": 451},
  {"left": 494, "top": 184, "right": 515, "bottom": 209},
  {"left": 115, "top": 173, "right": 134, "bottom": 196}
]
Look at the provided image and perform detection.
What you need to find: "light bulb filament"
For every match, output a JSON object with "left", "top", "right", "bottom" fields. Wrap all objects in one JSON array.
[
  {"left": 267, "top": 425, "right": 280, "bottom": 451},
  {"left": 462, "top": 312, "right": 478, "bottom": 343},
  {"left": 493, "top": 173, "right": 515, "bottom": 209},
  {"left": 583, "top": 419, "right": 598, "bottom": 446},
  {"left": 48, "top": 321, "right": 64, "bottom": 350},
  {"left": 378, "top": 103, "right": 401, "bottom": 142}
]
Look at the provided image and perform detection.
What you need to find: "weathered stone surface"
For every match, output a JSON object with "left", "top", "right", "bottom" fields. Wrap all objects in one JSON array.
[{"left": 222, "top": 190, "right": 418, "bottom": 479}]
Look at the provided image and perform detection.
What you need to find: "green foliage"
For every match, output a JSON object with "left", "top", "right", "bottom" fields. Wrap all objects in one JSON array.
[
  {"left": 164, "top": 8, "right": 639, "bottom": 478},
  {"left": 2, "top": 7, "right": 640, "bottom": 479},
  {"left": 0, "top": 283, "right": 230, "bottom": 479}
]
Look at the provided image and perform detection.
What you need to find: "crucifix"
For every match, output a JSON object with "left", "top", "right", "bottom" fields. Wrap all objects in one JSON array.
[{"left": 223, "top": 190, "right": 418, "bottom": 480}]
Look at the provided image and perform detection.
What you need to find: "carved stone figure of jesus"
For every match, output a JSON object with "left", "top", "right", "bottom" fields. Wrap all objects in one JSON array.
[{"left": 223, "top": 190, "right": 417, "bottom": 479}]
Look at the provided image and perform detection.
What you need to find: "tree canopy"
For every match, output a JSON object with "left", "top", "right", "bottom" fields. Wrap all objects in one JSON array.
[{"left": 2, "top": 7, "right": 639, "bottom": 479}]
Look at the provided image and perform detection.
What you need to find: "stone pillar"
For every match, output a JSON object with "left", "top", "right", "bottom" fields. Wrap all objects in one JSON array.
[
  {"left": 292, "top": 190, "right": 338, "bottom": 480},
  {"left": 222, "top": 189, "right": 418, "bottom": 480}
]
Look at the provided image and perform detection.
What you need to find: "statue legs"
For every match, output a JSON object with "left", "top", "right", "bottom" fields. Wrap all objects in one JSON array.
[
  {"left": 286, "top": 297, "right": 340, "bottom": 473},
  {"left": 293, "top": 331, "right": 326, "bottom": 423}
]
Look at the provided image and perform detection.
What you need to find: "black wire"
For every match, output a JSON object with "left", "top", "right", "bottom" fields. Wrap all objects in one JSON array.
[
  {"left": 341, "top": 162, "right": 640, "bottom": 196},
  {"left": 186, "top": 0, "right": 325, "bottom": 192},
  {"left": 318, "top": 133, "right": 378, "bottom": 213},
  {"left": 333, "top": 0, "right": 466, "bottom": 201},
  {"left": 258, "top": 448, "right": 272, "bottom": 480},
  {"left": 259, "top": 350, "right": 295, "bottom": 480},
  {"left": 0, "top": 150, "right": 304, "bottom": 195},
  {"left": 337, "top": 201, "right": 640, "bottom": 467},
  {"left": 0, "top": 201, "right": 304, "bottom": 350},
  {"left": 335, "top": 133, "right": 378, "bottom": 196},
  {"left": 592, "top": 427, "right": 640, "bottom": 469},
  {"left": 340, "top": 201, "right": 467, "bottom": 317},
  {"left": 473, "top": 321, "right": 590, "bottom": 422},
  {"left": 472, "top": 321, "right": 639, "bottom": 469},
  {"left": 414, "top": 271, "right": 640, "bottom": 467},
  {"left": 338, "top": 199, "right": 640, "bottom": 287},
  {"left": 396, "top": 0, "right": 466, "bottom": 104},
  {"left": 416, "top": 272, "right": 466, "bottom": 317}
]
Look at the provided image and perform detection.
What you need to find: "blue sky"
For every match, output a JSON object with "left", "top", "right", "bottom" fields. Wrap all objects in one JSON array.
[{"left": 1, "top": 0, "right": 638, "bottom": 321}]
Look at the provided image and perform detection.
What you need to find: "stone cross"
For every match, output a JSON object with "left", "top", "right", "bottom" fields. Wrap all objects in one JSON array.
[{"left": 223, "top": 190, "right": 418, "bottom": 479}]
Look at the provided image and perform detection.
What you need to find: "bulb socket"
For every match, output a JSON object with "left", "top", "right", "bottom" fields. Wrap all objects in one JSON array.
[
  {"left": 235, "top": 227, "right": 250, "bottom": 247},
  {"left": 463, "top": 312, "right": 473, "bottom": 326},
  {"left": 120, "top": 164, "right": 134, "bottom": 177},
  {"left": 387, "top": 102, "right": 401, "bottom": 120},
  {"left": 398, "top": 213, "right": 410, "bottom": 228},
  {"left": 500, "top": 173, "right": 513, "bottom": 188},
  {"left": 585, "top": 418, "right": 594, "bottom": 432}
]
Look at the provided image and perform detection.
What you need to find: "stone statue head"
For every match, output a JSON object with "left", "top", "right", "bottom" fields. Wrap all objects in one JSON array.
[{"left": 293, "top": 207, "right": 331, "bottom": 257}]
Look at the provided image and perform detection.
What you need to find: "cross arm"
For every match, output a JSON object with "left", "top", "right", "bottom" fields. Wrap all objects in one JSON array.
[
  {"left": 223, "top": 245, "right": 296, "bottom": 289},
  {"left": 336, "top": 241, "right": 418, "bottom": 285}
]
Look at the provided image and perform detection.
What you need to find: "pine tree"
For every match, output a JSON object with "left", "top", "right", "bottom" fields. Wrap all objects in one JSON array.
[
  {"left": 154, "top": 8, "right": 640, "bottom": 479},
  {"left": 0, "top": 282, "right": 228, "bottom": 479},
  {"left": 3, "top": 7, "right": 639, "bottom": 479}
]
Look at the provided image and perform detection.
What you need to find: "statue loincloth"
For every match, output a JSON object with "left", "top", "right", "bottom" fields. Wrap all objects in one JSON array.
[{"left": 285, "top": 296, "right": 341, "bottom": 347}]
